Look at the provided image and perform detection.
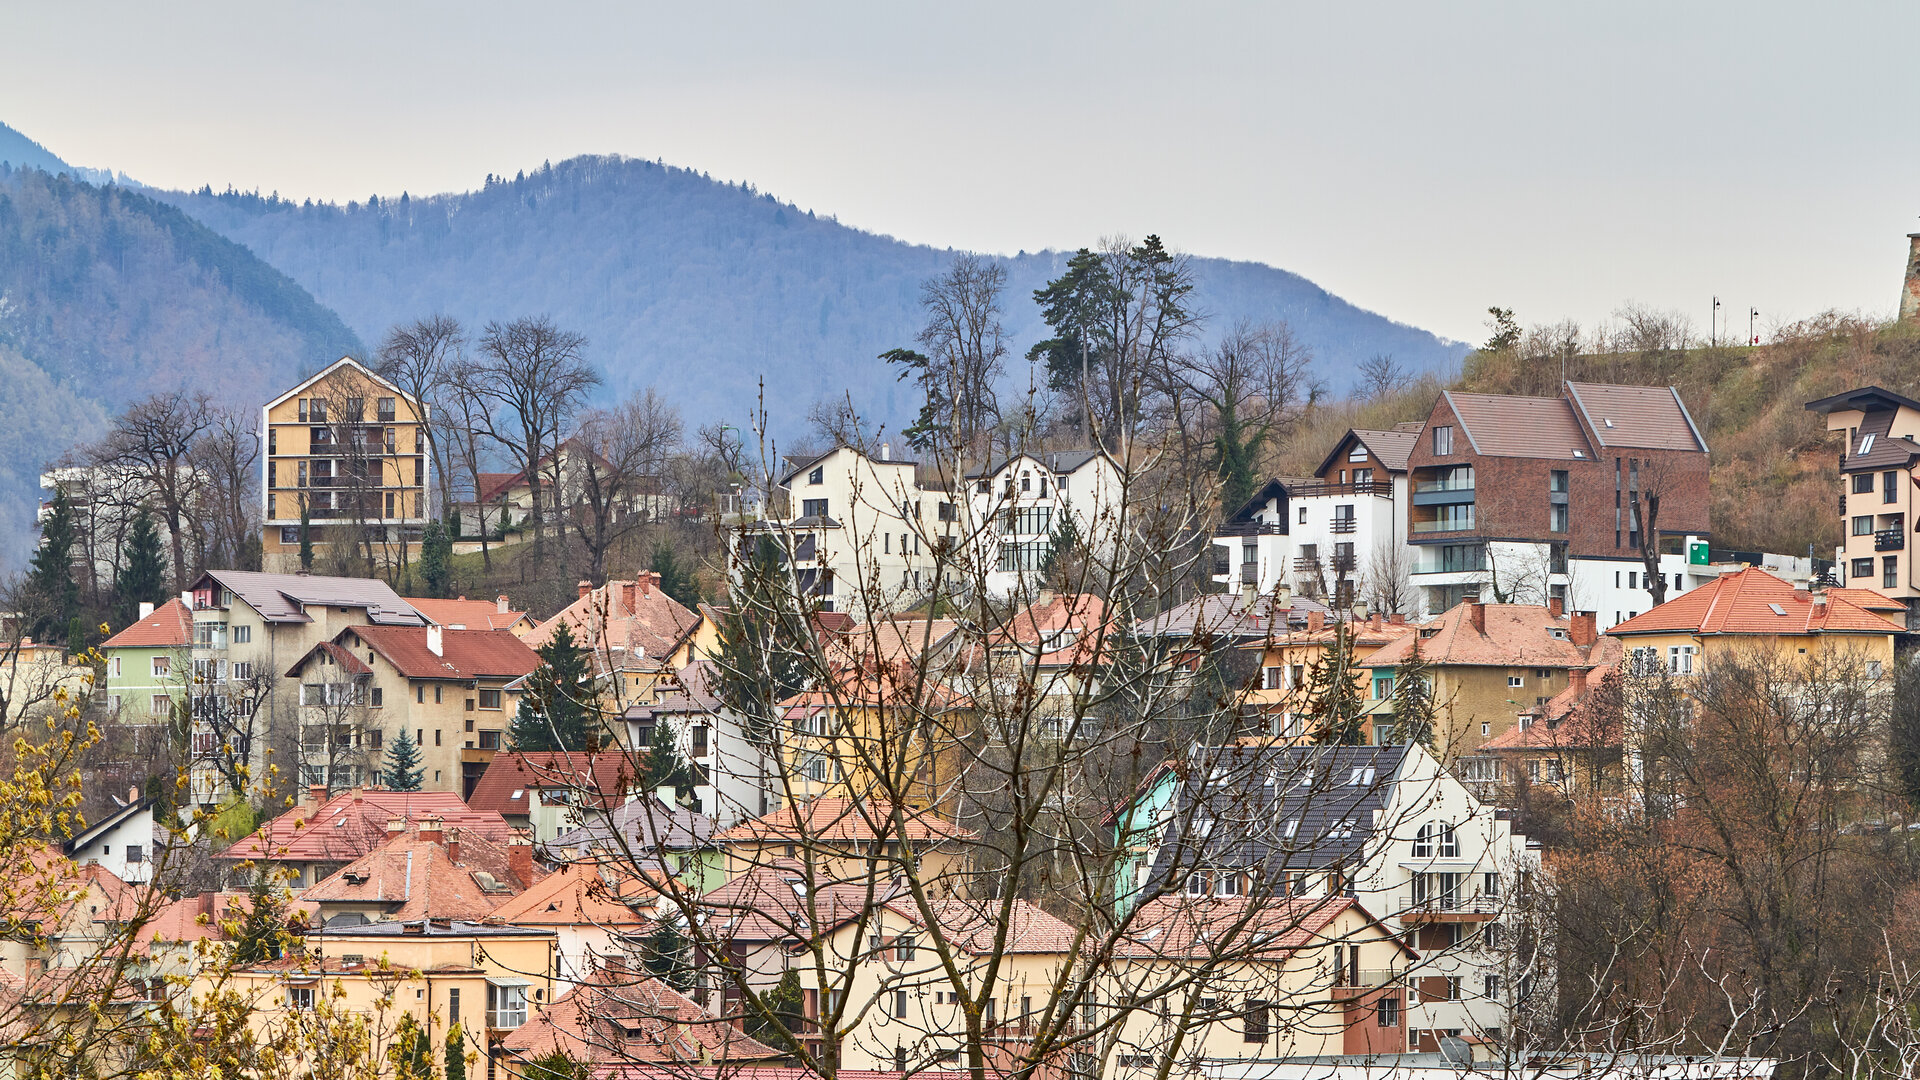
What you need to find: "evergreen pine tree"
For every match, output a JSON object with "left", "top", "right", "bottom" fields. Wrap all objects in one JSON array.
[
  {"left": 747, "top": 970, "right": 806, "bottom": 1053},
  {"left": 444, "top": 1023, "right": 468, "bottom": 1080},
  {"left": 298, "top": 504, "right": 314, "bottom": 571},
  {"left": 649, "top": 542, "right": 700, "bottom": 608},
  {"left": 66, "top": 616, "right": 85, "bottom": 657},
  {"left": 383, "top": 728, "right": 424, "bottom": 791},
  {"left": 420, "top": 519, "right": 453, "bottom": 598},
  {"left": 231, "top": 868, "right": 290, "bottom": 966},
  {"left": 510, "top": 622, "right": 597, "bottom": 751},
  {"left": 26, "top": 490, "right": 79, "bottom": 640},
  {"left": 712, "top": 536, "right": 808, "bottom": 747},
  {"left": 1387, "top": 636, "right": 1437, "bottom": 748},
  {"left": 641, "top": 718, "right": 689, "bottom": 796},
  {"left": 112, "top": 508, "right": 168, "bottom": 629},
  {"left": 389, "top": 1014, "right": 433, "bottom": 1080},
  {"left": 1303, "top": 622, "right": 1368, "bottom": 745}
]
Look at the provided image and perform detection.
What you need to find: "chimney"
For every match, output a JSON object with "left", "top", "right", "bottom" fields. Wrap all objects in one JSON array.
[
  {"left": 508, "top": 836, "right": 534, "bottom": 888},
  {"left": 1273, "top": 584, "right": 1292, "bottom": 609},
  {"left": 1467, "top": 602, "right": 1486, "bottom": 635},
  {"left": 387, "top": 817, "right": 407, "bottom": 839},
  {"left": 1389, "top": 613, "right": 1405, "bottom": 625},
  {"left": 1567, "top": 668, "right": 1588, "bottom": 695},
  {"left": 1570, "top": 612, "right": 1597, "bottom": 648},
  {"left": 426, "top": 624, "right": 443, "bottom": 657},
  {"left": 1902, "top": 233, "right": 1920, "bottom": 322},
  {"left": 308, "top": 783, "right": 328, "bottom": 809},
  {"left": 623, "top": 581, "right": 639, "bottom": 610},
  {"left": 138, "top": 601, "right": 154, "bottom": 620},
  {"left": 197, "top": 891, "right": 218, "bottom": 918},
  {"left": 880, "top": 442, "right": 891, "bottom": 460},
  {"left": 352, "top": 788, "right": 364, "bottom": 803},
  {"left": 1793, "top": 587, "right": 1809, "bottom": 602},
  {"left": 445, "top": 829, "right": 461, "bottom": 864},
  {"left": 639, "top": 571, "right": 662, "bottom": 596},
  {"left": 1307, "top": 610, "right": 1325, "bottom": 634},
  {"left": 1548, "top": 596, "right": 1565, "bottom": 618},
  {"left": 1239, "top": 581, "right": 1257, "bottom": 608},
  {"left": 497, "top": 594, "right": 511, "bottom": 614},
  {"left": 418, "top": 814, "right": 444, "bottom": 846},
  {"left": 578, "top": 580, "right": 593, "bottom": 600},
  {"left": 1370, "top": 613, "right": 1382, "bottom": 631}
]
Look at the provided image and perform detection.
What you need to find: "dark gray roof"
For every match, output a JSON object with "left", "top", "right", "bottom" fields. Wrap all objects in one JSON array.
[
  {"left": 1806, "top": 385, "right": 1920, "bottom": 416},
  {"left": 1132, "top": 592, "right": 1330, "bottom": 642},
  {"left": 1145, "top": 744, "right": 1415, "bottom": 888},
  {"left": 964, "top": 449, "right": 1104, "bottom": 480},
  {"left": 546, "top": 794, "right": 715, "bottom": 854},
  {"left": 197, "top": 570, "right": 427, "bottom": 626},
  {"left": 315, "top": 919, "right": 554, "bottom": 938},
  {"left": 626, "top": 660, "right": 724, "bottom": 717}
]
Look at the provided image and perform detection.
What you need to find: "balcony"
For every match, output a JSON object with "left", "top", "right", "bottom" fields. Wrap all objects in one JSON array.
[
  {"left": 1335, "top": 969, "right": 1407, "bottom": 993},
  {"left": 1876, "top": 530, "right": 1905, "bottom": 552},
  {"left": 1412, "top": 517, "right": 1475, "bottom": 535},
  {"left": 1330, "top": 517, "right": 1356, "bottom": 534},
  {"left": 1213, "top": 559, "right": 1231, "bottom": 578},
  {"left": 1329, "top": 554, "right": 1357, "bottom": 574},
  {"left": 1398, "top": 893, "right": 1501, "bottom": 923},
  {"left": 1294, "top": 557, "right": 1322, "bottom": 574},
  {"left": 1289, "top": 479, "right": 1391, "bottom": 499}
]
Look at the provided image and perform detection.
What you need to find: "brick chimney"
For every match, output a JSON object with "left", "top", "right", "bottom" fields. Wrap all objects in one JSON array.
[
  {"left": 497, "top": 594, "right": 511, "bottom": 614},
  {"left": 1389, "top": 613, "right": 1405, "bottom": 625},
  {"left": 1902, "top": 233, "right": 1920, "bottom": 322},
  {"left": 508, "top": 836, "right": 534, "bottom": 888},
  {"left": 623, "top": 581, "right": 638, "bottom": 610},
  {"left": 1307, "top": 610, "right": 1324, "bottom": 634},
  {"left": 386, "top": 817, "right": 407, "bottom": 839},
  {"left": 308, "top": 783, "right": 328, "bottom": 809},
  {"left": 1467, "top": 602, "right": 1486, "bottom": 635},
  {"left": 444, "top": 829, "right": 461, "bottom": 864},
  {"left": 1567, "top": 668, "right": 1588, "bottom": 695},
  {"left": 1548, "top": 596, "right": 1565, "bottom": 618},
  {"left": 638, "top": 570, "right": 662, "bottom": 597},
  {"left": 1570, "top": 612, "right": 1597, "bottom": 648},
  {"left": 578, "top": 580, "right": 593, "bottom": 600},
  {"left": 418, "top": 814, "right": 444, "bottom": 846}
]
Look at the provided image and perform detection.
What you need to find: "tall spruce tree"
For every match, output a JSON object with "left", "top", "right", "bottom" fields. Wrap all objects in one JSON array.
[
  {"left": 383, "top": 728, "right": 424, "bottom": 790},
  {"left": 113, "top": 508, "right": 168, "bottom": 629},
  {"left": 649, "top": 542, "right": 700, "bottom": 608},
  {"left": 1387, "top": 636, "right": 1437, "bottom": 748},
  {"left": 419, "top": 519, "right": 453, "bottom": 598},
  {"left": 444, "top": 1022, "right": 469, "bottom": 1080},
  {"left": 510, "top": 621, "right": 597, "bottom": 751},
  {"left": 298, "top": 504, "right": 314, "bottom": 571},
  {"left": 1303, "top": 622, "right": 1368, "bottom": 746},
  {"left": 711, "top": 536, "right": 808, "bottom": 747},
  {"left": 26, "top": 490, "right": 79, "bottom": 641}
]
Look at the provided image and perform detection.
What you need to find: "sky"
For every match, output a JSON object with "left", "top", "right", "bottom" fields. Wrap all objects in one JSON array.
[{"left": 4, "top": 1, "right": 1917, "bottom": 345}]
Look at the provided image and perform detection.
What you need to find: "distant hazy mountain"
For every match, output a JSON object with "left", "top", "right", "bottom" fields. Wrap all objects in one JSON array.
[
  {"left": 0, "top": 165, "right": 363, "bottom": 568},
  {"left": 159, "top": 156, "right": 1466, "bottom": 431},
  {"left": 0, "top": 121, "right": 136, "bottom": 188}
]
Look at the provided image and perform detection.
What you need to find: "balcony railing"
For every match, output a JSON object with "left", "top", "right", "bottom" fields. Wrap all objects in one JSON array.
[
  {"left": 1398, "top": 893, "right": 1501, "bottom": 918},
  {"left": 1412, "top": 518, "right": 1475, "bottom": 534},
  {"left": 1293, "top": 557, "right": 1322, "bottom": 573},
  {"left": 1414, "top": 477, "right": 1475, "bottom": 493},
  {"left": 1329, "top": 554, "right": 1357, "bottom": 573},
  {"left": 1289, "top": 479, "right": 1391, "bottom": 499},
  {"left": 1335, "top": 969, "right": 1407, "bottom": 992},
  {"left": 1330, "top": 518, "right": 1356, "bottom": 534},
  {"left": 1212, "top": 559, "right": 1231, "bottom": 578},
  {"left": 1876, "top": 529, "right": 1905, "bottom": 552}
]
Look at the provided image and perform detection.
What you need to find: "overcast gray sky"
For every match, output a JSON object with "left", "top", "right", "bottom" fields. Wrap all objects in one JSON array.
[{"left": 5, "top": 1, "right": 1916, "bottom": 344}]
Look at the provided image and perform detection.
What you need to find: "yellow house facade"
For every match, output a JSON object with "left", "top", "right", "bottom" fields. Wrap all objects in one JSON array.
[
  {"left": 1242, "top": 613, "right": 1416, "bottom": 742},
  {"left": 1607, "top": 568, "right": 1902, "bottom": 679}
]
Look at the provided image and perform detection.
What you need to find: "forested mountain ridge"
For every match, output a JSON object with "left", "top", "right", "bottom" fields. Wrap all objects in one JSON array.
[
  {"left": 158, "top": 155, "right": 1467, "bottom": 429},
  {"left": 0, "top": 165, "right": 364, "bottom": 567}
]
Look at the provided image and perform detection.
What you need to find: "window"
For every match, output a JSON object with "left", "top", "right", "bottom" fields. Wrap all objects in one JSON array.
[
  {"left": 287, "top": 986, "right": 315, "bottom": 1010},
  {"left": 1373, "top": 674, "right": 1394, "bottom": 699},
  {"left": 1377, "top": 996, "right": 1400, "bottom": 1027},
  {"left": 1000, "top": 506, "right": 1053, "bottom": 536},
  {"left": 150, "top": 694, "right": 171, "bottom": 715},
  {"left": 808, "top": 466, "right": 824, "bottom": 485},
  {"left": 1264, "top": 666, "right": 1283, "bottom": 690},
  {"left": 1667, "top": 645, "right": 1695, "bottom": 675},
  {"left": 151, "top": 656, "right": 170, "bottom": 678},
  {"left": 1888, "top": 555, "right": 1901, "bottom": 591},
  {"left": 479, "top": 730, "right": 501, "bottom": 750},
  {"left": 487, "top": 983, "right": 528, "bottom": 1028},
  {"left": 1439, "top": 824, "right": 1458, "bottom": 858},
  {"left": 478, "top": 689, "right": 502, "bottom": 710},
  {"left": 281, "top": 526, "right": 300, "bottom": 545},
  {"left": 371, "top": 687, "right": 383, "bottom": 707},
  {"left": 1549, "top": 503, "right": 1568, "bottom": 533},
  {"left": 1354, "top": 467, "right": 1374, "bottom": 486},
  {"left": 1855, "top": 515, "right": 1876, "bottom": 536},
  {"left": 896, "top": 935, "right": 916, "bottom": 961},
  {"left": 1550, "top": 469, "right": 1569, "bottom": 493},
  {"left": 1869, "top": 660, "right": 1885, "bottom": 679},
  {"left": 1298, "top": 506, "right": 1307, "bottom": 524},
  {"left": 434, "top": 729, "right": 442, "bottom": 746},
  {"left": 1484, "top": 975, "right": 1503, "bottom": 1001},
  {"left": 368, "top": 729, "right": 382, "bottom": 749},
  {"left": 1887, "top": 470, "right": 1901, "bottom": 504},
  {"left": 1432, "top": 425, "right": 1453, "bottom": 455},
  {"left": 1628, "top": 570, "right": 1638, "bottom": 589},
  {"left": 1854, "top": 473, "right": 1875, "bottom": 495},
  {"left": 1508, "top": 675, "right": 1523, "bottom": 688},
  {"left": 1243, "top": 1000, "right": 1270, "bottom": 1043},
  {"left": 801, "top": 498, "right": 829, "bottom": 518},
  {"left": 434, "top": 686, "right": 442, "bottom": 704},
  {"left": 1853, "top": 558, "right": 1874, "bottom": 581},
  {"left": 692, "top": 724, "right": 710, "bottom": 755}
]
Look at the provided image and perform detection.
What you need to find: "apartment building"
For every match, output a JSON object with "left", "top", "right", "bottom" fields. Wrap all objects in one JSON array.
[
  {"left": 177, "top": 569, "right": 428, "bottom": 810},
  {"left": 963, "top": 449, "right": 1124, "bottom": 598},
  {"left": 260, "top": 356, "right": 431, "bottom": 573},
  {"left": 1212, "top": 427, "right": 1420, "bottom": 610},
  {"left": 1405, "top": 383, "right": 1712, "bottom": 627},
  {"left": 281, "top": 623, "right": 542, "bottom": 796},
  {"left": 1805, "top": 385, "right": 1920, "bottom": 628},
  {"left": 99, "top": 598, "right": 192, "bottom": 722}
]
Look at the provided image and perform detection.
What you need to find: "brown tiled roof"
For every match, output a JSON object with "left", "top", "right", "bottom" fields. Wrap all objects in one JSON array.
[
  {"left": 1116, "top": 896, "right": 1410, "bottom": 960},
  {"left": 710, "top": 798, "right": 975, "bottom": 847},
  {"left": 1363, "top": 603, "right": 1603, "bottom": 670},
  {"left": 100, "top": 598, "right": 192, "bottom": 649},
  {"left": 136, "top": 890, "right": 321, "bottom": 950},
  {"left": 883, "top": 897, "right": 1078, "bottom": 955},
  {"left": 1479, "top": 659, "right": 1623, "bottom": 753},
  {"left": 218, "top": 790, "right": 511, "bottom": 863},
  {"left": 1609, "top": 568, "right": 1906, "bottom": 638},
  {"left": 298, "top": 824, "right": 538, "bottom": 920},
  {"left": 405, "top": 596, "right": 531, "bottom": 632},
  {"left": 697, "top": 859, "right": 880, "bottom": 943},
  {"left": 830, "top": 618, "right": 963, "bottom": 669},
  {"left": 468, "top": 751, "right": 649, "bottom": 815},
  {"left": 1441, "top": 391, "right": 1596, "bottom": 460},
  {"left": 1353, "top": 427, "right": 1420, "bottom": 471},
  {"left": 983, "top": 592, "right": 1112, "bottom": 669},
  {"left": 501, "top": 965, "right": 783, "bottom": 1064},
  {"left": 345, "top": 625, "right": 542, "bottom": 681},
  {"left": 476, "top": 471, "right": 521, "bottom": 504},
  {"left": 487, "top": 860, "right": 662, "bottom": 928},
  {"left": 1564, "top": 383, "right": 1708, "bottom": 452},
  {"left": 526, "top": 577, "right": 699, "bottom": 674}
]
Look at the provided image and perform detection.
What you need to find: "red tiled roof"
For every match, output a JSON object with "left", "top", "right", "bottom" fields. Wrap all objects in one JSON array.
[
  {"left": 488, "top": 859, "right": 662, "bottom": 927},
  {"left": 346, "top": 624, "right": 542, "bottom": 680},
  {"left": 526, "top": 577, "right": 699, "bottom": 674},
  {"left": 1609, "top": 568, "right": 1906, "bottom": 638},
  {"left": 476, "top": 471, "right": 521, "bottom": 504},
  {"left": 467, "top": 751, "right": 648, "bottom": 816},
  {"left": 299, "top": 825, "right": 537, "bottom": 920},
  {"left": 1826, "top": 586, "right": 1908, "bottom": 613},
  {"left": 136, "top": 891, "right": 321, "bottom": 950},
  {"left": 1363, "top": 603, "right": 1602, "bottom": 669},
  {"left": 406, "top": 596, "right": 531, "bottom": 632},
  {"left": 1116, "top": 896, "right": 1411, "bottom": 960},
  {"left": 218, "top": 790, "right": 510, "bottom": 863},
  {"left": 711, "top": 798, "right": 975, "bottom": 847},
  {"left": 502, "top": 966, "right": 782, "bottom": 1064},
  {"left": 883, "top": 897, "right": 1078, "bottom": 955},
  {"left": 697, "top": 859, "right": 879, "bottom": 943},
  {"left": 100, "top": 598, "right": 192, "bottom": 649},
  {"left": 1479, "top": 659, "right": 1623, "bottom": 753}
]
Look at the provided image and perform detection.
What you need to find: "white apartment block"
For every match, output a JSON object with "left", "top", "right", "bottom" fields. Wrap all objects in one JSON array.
[{"left": 963, "top": 449, "right": 1124, "bottom": 598}]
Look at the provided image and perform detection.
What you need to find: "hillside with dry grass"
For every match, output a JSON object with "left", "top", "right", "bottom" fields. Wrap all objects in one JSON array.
[{"left": 1270, "top": 313, "right": 1920, "bottom": 559}]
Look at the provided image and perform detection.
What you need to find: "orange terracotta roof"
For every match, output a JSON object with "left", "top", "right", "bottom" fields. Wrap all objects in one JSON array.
[
  {"left": 100, "top": 598, "right": 192, "bottom": 649},
  {"left": 467, "top": 751, "right": 647, "bottom": 816},
  {"left": 136, "top": 891, "right": 320, "bottom": 950},
  {"left": 526, "top": 577, "right": 699, "bottom": 674},
  {"left": 487, "top": 860, "right": 660, "bottom": 928},
  {"left": 1363, "top": 603, "right": 1601, "bottom": 669},
  {"left": 218, "top": 790, "right": 511, "bottom": 863},
  {"left": 697, "top": 859, "right": 880, "bottom": 943},
  {"left": 502, "top": 965, "right": 783, "bottom": 1064},
  {"left": 406, "top": 596, "right": 532, "bottom": 632},
  {"left": 711, "top": 798, "right": 975, "bottom": 847},
  {"left": 882, "top": 897, "right": 1078, "bottom": 955},
  {"left": 344, "top": 624, "right": 542, "bottom": 680},
  {"left": 1479, "top": 657, "right": 1623, "bottom": 753},
  {"left": 1609, "top": 568, "right": 1906, "bottom": 637},
  {"left": 1116, "top": 896, "right": 1411, "bottom": 960},
  {"left": 299, "top": 824, "right": 537, "bottom": 920},
  {"left": 1825, "top": 586, "right": 1907, "bottom": 612}
]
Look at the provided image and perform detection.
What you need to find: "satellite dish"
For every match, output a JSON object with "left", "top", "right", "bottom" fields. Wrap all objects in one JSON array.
[{"left": 1439, "top": 1036, "right": 1473, "bottom": 1068}]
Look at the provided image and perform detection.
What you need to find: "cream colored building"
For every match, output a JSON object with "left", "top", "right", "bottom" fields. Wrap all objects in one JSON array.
[{"left": 261, "top": 356, "right": 431, "bottom": 574}]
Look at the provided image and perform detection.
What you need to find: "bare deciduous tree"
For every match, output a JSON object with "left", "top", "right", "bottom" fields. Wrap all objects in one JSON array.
[
  {"left": 376, "top": 314, "right": 465, "bottom": 522},
  {"left": 93, "top": 389, "right": 215, "bottom": 586},
  {"left": 465, "top": 316, "right": 601, "bottom": 562},
  {"left": 564, "top": 387, "right": 685, "bottom": 585}
]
